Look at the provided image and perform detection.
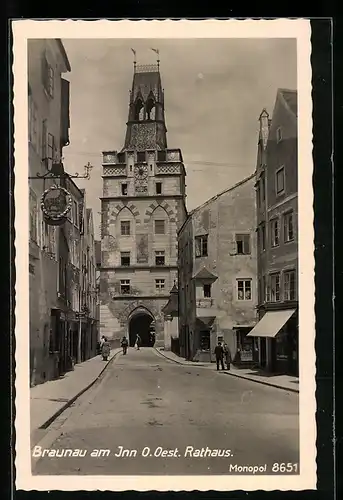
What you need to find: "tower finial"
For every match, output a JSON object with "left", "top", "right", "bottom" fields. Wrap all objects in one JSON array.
[
  {"left": 151, "top": 48, "right": 160, "bottom": 69},
  {"left": 131, "top": 48, "right": 137, "bottom": 71}
]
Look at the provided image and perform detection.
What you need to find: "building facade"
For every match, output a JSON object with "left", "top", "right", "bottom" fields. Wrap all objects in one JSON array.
[
  {"left": 99, "top": 62, "right": 187, "bottom": 348},
  {"left": 247, "top": 88, "right": 298, "bottom": 376},
  {"left": 28, "top": 39, "right": 98, "bottom": 386},
  {"left": 28, "top": 39, "right": 71, "bottom": 385},
  {"left": 178, "top": 175, "right": 258, "bottom": 363}
]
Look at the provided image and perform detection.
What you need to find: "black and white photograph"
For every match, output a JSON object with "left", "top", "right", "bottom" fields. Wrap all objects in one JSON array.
[{"left": 14, "top": 19, "right": 315, "bottom": 491}]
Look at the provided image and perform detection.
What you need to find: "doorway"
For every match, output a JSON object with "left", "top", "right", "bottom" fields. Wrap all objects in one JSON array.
[{"left": 129, "top": 313, "right": 155, "bottom": 347}]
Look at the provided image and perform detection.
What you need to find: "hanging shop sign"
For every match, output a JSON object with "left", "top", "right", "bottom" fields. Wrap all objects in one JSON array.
[{"left": 40, "top": 185, "right": 72, "bottom": 226}]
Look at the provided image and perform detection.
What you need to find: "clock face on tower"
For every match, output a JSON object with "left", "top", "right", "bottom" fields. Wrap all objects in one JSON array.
[
  {"left": 134, "top": 165, "right": 148, "bottom": 180},
  {"left": 134, "top": 164, "right": 148, "bottom": 194}
]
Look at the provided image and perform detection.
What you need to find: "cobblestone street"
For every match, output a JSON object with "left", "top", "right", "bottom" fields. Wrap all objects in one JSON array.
[{"left": 33, "top": 348, "right": 299, "bottom": 475}]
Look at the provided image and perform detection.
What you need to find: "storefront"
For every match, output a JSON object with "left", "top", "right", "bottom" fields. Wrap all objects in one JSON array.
[
  {"left": 246, "top": 308, "right": 298, "bottom": 375},
  {"left": 234, "top": 327, "right": 259, "bottom": 366}
]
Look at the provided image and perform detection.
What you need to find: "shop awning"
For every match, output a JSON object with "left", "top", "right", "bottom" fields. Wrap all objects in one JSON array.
[{"left": 246, "top": 309, "right": 296, "bottom": 338}]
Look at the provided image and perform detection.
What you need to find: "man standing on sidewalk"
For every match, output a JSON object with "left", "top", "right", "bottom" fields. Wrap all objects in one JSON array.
[
  {"left": 214, "top": 341, "right": 225, "bottom": 371},
  {"left": 223, "top": 342, "right": 232, "bottom": 370}
]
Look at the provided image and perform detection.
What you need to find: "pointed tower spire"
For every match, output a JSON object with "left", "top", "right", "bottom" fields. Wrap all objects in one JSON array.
[{"left": 122, "top": 58, "right": 167, "bottom": 151}]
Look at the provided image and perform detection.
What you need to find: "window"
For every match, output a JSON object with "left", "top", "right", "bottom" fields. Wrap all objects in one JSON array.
[
  {"left": 270, "top": 273, "right": 281, "bottom": 302},
  {"left": 260, "top": 223, "right": 266, "bottom": 251},
  {"left": 41, "top": 119, "right": 47, "bottom": 162},
  {"left": 236, "top": 234, "right": 251, "bottom": 255},
  {"left": 155, "top": 250, "right": 165, "bottom": 266},
  {"left": 195, "top": 235, "right": 208, "bottom": 257},
  {"left": 121, "top": 221, "right": 131, "bottom": 235},
  {"left": 117, "top": 152, "right": 125, "bottom": 163},
  {"left": 260, "top": 173, "right": 265, "bottom": 203},
  {"left": 120, "top": 280, "right": 130, "bottom": 294},
  {"left": 203, "top": 284, "right": 212, "bottom": 298},
  {"left": 154, "top": 220, "right": 165, "bottom": 235},
  {"left": 270, "top": 218, "right": 279, "bottom": 247},
  {"left": 237, "top": 280, "right": 252, "bottom": 300},
  {"left": 121, "top": 183, "right": 128, "bottom": 196},
  {"left": 284, "top": 270, "right": 296, "bottom": 301},
  {"left": 276, "top": 167, "right": 285, "bottom": 194},
  {"left": 157, "top": 150, "right": 166, "bottom": 162},
  {"left": 283, "top": 212, "right": 294, "bottom": 242},
  {"left": 29, "top": 188, "right": 38, "bottom": 242},
  {"left": 42, "top": 56, "right": 54, "bottom": 98},
  {"left": 155, "top": 279, "right": 165, "bottom": 291},
  {"left": 28, "top": 95, "right": 38, "bottom": 148},
  {"left": 121, "top": 252, "right": 130, "bottom": 266},
  {"left": 137, "top": 151, "right": 145, "bottom": 162},
  {"left": 156, "top": 182, "right": 162, "bottom": 195},
  {"left": 276, "top": 127, "right": 282, "bottom": 143}
]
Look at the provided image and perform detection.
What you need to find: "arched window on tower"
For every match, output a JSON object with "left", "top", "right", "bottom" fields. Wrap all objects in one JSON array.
[
  {"left": 134, "top": 99, "right": 144, "bottom": 121},
  {"left": 146, "top": 97, "right": 156, "bottom": 121}
]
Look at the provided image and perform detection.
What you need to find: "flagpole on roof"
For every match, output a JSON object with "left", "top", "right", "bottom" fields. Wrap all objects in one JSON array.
[{"left": 131, "top": 48, "right": 136, "bottom": 71}]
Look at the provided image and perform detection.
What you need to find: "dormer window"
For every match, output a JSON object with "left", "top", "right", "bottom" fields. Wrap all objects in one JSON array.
[{"left": 276, "top": 127, "right": 282, "bottom": 143}]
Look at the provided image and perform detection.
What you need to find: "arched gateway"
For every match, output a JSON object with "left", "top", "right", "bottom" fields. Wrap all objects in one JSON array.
[{"left": 128, "top": 307, "right": 156, "bottom": 347}]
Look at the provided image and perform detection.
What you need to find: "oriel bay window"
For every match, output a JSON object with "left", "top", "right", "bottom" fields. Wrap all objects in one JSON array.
[
  {"left": 237, "top": 279, "right": 252, "bottom": 300},
  {"left": 195, "top": 234, "right": 208, "bottom": 257},
  {"left": 270, "top": 218, "right": 279, "bottom": 247},
  {"left": 270, "top": 273, "right": 281, "bottom": 302},
  {"left": 284, "top": 270, "right": 296, "bottom": 301},
  {"left": 236, "top": 234, "right": 251, "bottom": 255},
  {"left": 120, "top": 280, "right": 131, "bottom": 294},
  {"left": 283, "top": 211, "right": 294, "bottom": 242}
]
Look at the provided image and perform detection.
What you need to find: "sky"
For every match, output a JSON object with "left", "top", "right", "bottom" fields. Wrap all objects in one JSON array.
[{"left": 61, "top": 38, "right": 297, "bottom": 240}]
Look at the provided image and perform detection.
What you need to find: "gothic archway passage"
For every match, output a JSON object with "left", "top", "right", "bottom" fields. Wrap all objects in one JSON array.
[{"left": 129, "top": 313, "right": 155, "bottom": 347}]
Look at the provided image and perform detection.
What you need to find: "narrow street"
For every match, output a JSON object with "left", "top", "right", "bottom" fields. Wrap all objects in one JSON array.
[{"left": 33, "top": 348, "right": 299, "bottom": 475}]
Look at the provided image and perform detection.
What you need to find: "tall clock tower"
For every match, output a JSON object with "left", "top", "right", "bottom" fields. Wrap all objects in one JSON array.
[{"left": 99, "top": 59, "right": 187, "bottom": 348}]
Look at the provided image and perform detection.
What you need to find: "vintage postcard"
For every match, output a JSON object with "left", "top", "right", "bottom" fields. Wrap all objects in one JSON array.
[{"left": 13, "top": 19, "right": 316, "bottom": 491}]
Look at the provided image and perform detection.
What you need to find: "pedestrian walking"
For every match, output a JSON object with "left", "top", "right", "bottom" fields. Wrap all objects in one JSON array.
[
  {"left": 100, "top": 335, "right": 106, "bottom": 348},
  {"left": 223, "top": 342, "right": 232, "bottom": 370},
  {"left": 214, "top": 341, "right": 225, "bottom": 371},
  {"left": 121, "top": 336, "right": 128, "bottom": 355},
  {"left": 135, "top": 334, "right": 141, "bottom": 350}
]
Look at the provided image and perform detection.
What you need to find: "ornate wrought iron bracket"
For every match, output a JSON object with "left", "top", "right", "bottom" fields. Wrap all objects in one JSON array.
[{"left": 29, "top": 161, "right": 93, "bottom": 180}]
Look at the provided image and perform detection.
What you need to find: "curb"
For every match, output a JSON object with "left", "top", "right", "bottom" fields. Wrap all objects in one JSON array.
[
  {"left": 38, "top": 350, "right": 122, "bottom": 430},
  {"left": 222, "top": 371, "right": 299, "bottom": 394},
  {"left": 154, "top": 348, "right": 299, "bottom": 394},
  {"left": 154, "top": 348, "right": 207, "bottom": 367}
]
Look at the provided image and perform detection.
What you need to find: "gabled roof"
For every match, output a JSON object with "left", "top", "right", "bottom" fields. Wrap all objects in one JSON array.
[
  {"left": 187, "top": 173, "right": 256, "bottom": 219},
  {"left": 279, "top": 88, "right": 297, "bottom": 117},
  {"left": 193, "top": 267, "right": 217, "bottom": 280}
]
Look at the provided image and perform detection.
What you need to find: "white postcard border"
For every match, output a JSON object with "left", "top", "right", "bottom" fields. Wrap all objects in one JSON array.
[{"left": 13, "top": 18, "right": 316, "bottom": 491}]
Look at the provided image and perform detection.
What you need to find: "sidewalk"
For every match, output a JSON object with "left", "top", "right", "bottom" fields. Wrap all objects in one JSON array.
[
  {"left": 155, "top": 348, "right": 299, "bottom": 393},
  {"left": 30, "top": 348, "right": 122, "bottom": 435}
]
